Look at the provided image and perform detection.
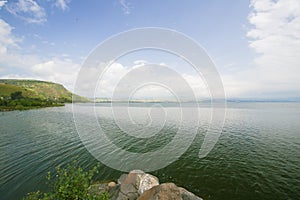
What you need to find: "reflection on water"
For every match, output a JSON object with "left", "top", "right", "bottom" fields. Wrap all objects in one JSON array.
[{"left": 0, "top": 103, "right": 300, "bottom": 199}]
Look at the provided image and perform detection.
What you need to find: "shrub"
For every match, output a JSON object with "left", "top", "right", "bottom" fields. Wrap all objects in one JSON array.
[
  {"left": 15, "top": 104, "right": 25, "bottom": 110},
  {"left": 11, "top": 91, "right": 23, "bottom": 100},
  {"left": 23, "top": 161, "right": 109, "bottom": 200}
]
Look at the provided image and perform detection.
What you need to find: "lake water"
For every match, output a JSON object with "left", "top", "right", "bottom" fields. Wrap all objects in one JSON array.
[{"left": 0, "top": 103, "right": 300, "bottom": 200}]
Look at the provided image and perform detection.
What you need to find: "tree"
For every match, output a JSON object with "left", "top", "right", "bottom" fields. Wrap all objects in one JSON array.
[{"left": 11, "top": 91, "right": 23, "bottom": 100}]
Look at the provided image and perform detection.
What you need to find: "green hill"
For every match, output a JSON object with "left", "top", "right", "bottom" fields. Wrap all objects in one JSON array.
[{"left": 0, "top": 79, "right": 89, "bottom": 111}]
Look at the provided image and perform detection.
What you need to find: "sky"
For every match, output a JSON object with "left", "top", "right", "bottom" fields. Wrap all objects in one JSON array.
[{"left": 0, "top": 0, "right": 299, "bottom": 100}]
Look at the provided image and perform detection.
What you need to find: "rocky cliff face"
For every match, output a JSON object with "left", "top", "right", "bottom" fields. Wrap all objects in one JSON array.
[{"left": 91, "top": 170, "right": 203, "bottom": 200}]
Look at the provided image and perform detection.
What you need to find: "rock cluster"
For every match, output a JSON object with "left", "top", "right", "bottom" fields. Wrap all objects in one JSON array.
[{"left": 94, "top": 170, "right": 203, "bottom": 200}]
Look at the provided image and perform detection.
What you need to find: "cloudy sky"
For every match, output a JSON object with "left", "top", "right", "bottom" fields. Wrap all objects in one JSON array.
[{"left": 0, "top": 0, "right": 299, "bottom": 100}]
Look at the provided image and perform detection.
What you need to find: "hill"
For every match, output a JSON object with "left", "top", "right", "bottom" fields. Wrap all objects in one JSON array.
[{"left": 0, "top": 79, "right": 88, "bottom": 111}]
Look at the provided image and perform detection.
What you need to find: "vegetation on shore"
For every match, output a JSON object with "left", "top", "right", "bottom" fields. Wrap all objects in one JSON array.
[
  {"left": 0, "top": 79, "right": 89, "bottom": 111},
  {"left": 23, "top": 161, "right": 109, "bottom": 200},
  {"left": 0, "top": 93, "right": 65, "bottom": 111}
]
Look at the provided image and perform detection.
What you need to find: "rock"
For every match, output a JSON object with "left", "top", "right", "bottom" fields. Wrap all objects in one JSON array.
[
  {"left": 137, "top": 173, "right": 159, "bottom": 194},
  {"left": 119, "top": 183, "right": 139, "bottom": 200},
  {"left": 138, "top": 183, "right": 181, "bottom": 200},
  {"left": 107, "top": 170, "right": 202, "bottom": 200},
  {"left": 118, "top": 174, "right": 128, "bottom": 184},
  {"left": 179, "top": 187, "right": 203, "bottom": 200},
  {"left": 108, "top": 181, "right": 117, "bottom": 187},
  {"left": 126, "top": 170, "right": 159, "bottom": 195},
  {"left": 108, "top": 184, "right": 120, "bottom": 200},
  {"left": 138, "top": 183, "right": 203, "bottom": 200},
  {"left": 113, "top": 172, "right": 140, "bottom": 200},
  {"left": 111, "top": 170, "right": 159, "bottom": 200}
]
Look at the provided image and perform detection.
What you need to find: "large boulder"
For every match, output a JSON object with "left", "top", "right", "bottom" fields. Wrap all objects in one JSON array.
[
  {"left": 179, "top": 187, "right": 203, "bottom": 200},
  {"left": 138, "top": 183, "right": 203, "bottom": 200},
  {"left": 111, "top": 170, "right": 159, "bottom": 200},
  {"left": 136, "top": 172, "right": 160, "bottom": 194},
  {"left": 108, "top": 170, "right": 203, "bottom": 200}
]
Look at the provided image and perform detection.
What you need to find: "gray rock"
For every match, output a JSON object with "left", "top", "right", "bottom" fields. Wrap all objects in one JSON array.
[
  {"left": 120, "top": 182, "right": 138, "bottom": 195},
  {"left": 118, "top": 174, "right": 128, "bottom": 184},
  {"left": 138, "top": 183, "right": 181, "bottom": 200},
  {"left": 127, "top": 170, "right": 159, "bottom": 195},
  {"left": 110, "top": 170, "right": 202, "bottom": 200},
  {"left": 111, "top": 170, "right": 159, "bottom": 200},
  {"left": 110, "top": 183, "right": 140, "bottom": 200},
  {"left": 179, "top": 187, "right": 203, "bottom": 200},
  {"left": 108, "top": 184, "right": 121, "bottom": 200},
  {"left": 137, "top": 173, "right": 159, "bottom": 194},
  {"left": 138, "top": 183, "right": 203, "bottom": 200},
  {"left": 113, "top": 172, "right": 139, "bottom": 200}
]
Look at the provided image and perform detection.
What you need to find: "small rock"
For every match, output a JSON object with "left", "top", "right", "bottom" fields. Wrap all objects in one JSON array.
[{"left": 108, "top": 181, "right": 116, "bottom": 187}]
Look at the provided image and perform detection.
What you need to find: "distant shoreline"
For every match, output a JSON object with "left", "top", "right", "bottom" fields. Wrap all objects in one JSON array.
[{"left": 91, "top": 99, "right": 300, "bottom": 103}]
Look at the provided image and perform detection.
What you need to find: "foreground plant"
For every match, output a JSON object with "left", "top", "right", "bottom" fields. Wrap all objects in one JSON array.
[{"left": 23, "top": 160, "right": 109, "bottom": 200}]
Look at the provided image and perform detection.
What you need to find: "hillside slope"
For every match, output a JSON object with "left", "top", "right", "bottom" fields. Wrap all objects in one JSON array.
[{"left": 0, "top": 79, "right": 88, "bottom": 102}]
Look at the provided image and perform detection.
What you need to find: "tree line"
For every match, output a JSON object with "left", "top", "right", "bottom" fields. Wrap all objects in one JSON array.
[{"left": 0, "top": 91, "right": 65, "bottom": 111}]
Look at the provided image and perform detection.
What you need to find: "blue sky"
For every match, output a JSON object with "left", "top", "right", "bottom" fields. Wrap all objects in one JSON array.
[{"left": 0, "top": 0, "right": 299, "bottom": 99}]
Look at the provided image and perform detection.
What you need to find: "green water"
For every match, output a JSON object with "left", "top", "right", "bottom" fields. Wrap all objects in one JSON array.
[{"left": 0, "top": 103, "right": 299, "bottom": 199}]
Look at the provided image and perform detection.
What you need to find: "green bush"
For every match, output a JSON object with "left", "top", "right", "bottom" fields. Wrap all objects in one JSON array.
[
  {"left": 0, "top": 99, "right": 8, "bottom": 106},
  {"left": 15, "top": 104, "right": 25, "bottom": 110},
  {"left": 9, "top": 100, "right": 17, "bottom": 107},
  {"left": 11, "top": 91, "right": 23, "bottom": 100},
  {"left": 23, "top": 161, "right": 109, "bottom": 200},
  {"left": 19, "top": 99, "right": 32, "bottom": 107}
]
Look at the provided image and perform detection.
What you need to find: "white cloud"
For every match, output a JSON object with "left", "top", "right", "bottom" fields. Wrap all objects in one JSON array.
[
  {"left": 208, "top": 0, "right": 300, "bottom": 99},
  {"left": 182, "top": 74, "right": 209, "bottom": 98},
  {"left": 77, "top": 61, "right": 208, "bottom": 100},
  {"left": 2, "top": 0, "right": 300, "bottom": 99},
  {"left": 133, "top": 60, "right": 147, "bottom": 65},
  {"left": 119, "top": 0, "right": 131, "bottom": 15},
  {"left": 232, "top": 0, "right": 300, "bottom": 98},
  {"left": 0, "top": 19, "right": 19, "bottom": 54},
  {"left": 0, "top": 1, "right": 77, "bottom": 92},
  {"left": 0, "top": 56, "right": 80, "bottom": 92},
  {"left": 31, "top": 57, "right": 80, "bottom": 91},
  {"left": 6, "top": 0, "right": 46, "bottom": 24},
  {"left": 0, "top": 18, "right": 44, "bottom": 69},
  {"left": 54, "top": 0, "right": 70, "bottom": 11},
  {"left": 0, "top": 73, "right": 36, "bottom": 80},
  {"left": 96, "top": 62, "right": 128, "bottom": 98},
  {"left": 0, "top": 18, "right": 79, "bottom": 92},
  {"left": 1, "top": 57, "right": 80, "bottom": 92},
  {"left": 0, "top": 0, "right": 7, "bottom": 9}
]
